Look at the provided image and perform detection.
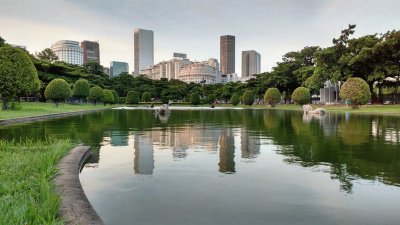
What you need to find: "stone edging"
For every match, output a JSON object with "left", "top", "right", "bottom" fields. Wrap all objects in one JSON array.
[
  {"left": 0, "top": 108, "right": 106, "bottom": 126},
  {"left": 55, "top": 146, "right": 105, "bottom": 225}
]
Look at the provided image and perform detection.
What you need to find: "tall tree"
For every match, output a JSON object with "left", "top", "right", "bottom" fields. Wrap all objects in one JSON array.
[{"left": 36, "top": 48, "right": 58, "bottom": 63}]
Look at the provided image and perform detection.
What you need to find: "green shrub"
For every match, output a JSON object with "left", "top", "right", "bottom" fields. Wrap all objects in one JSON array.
[
  {"left": 10, "top": 102, "right": 22, "bottom": 110},
  {"left": 161, "top": 95, "right": 169, "bottom": 104},
  {"left": 44, "top": 78, "right": 72, "bottom": 106},
  {"left": 126, "top": 91, "right": 139, "bottom": 104},
  {"left": 340, "top": 77, "right": 371, "bottom": 109},
  {"left": 0, "top": 45, "right": 40, "bottom": 110},
  {"left": 118, "top": 97, "right": 126, "bottom": 104},
  {"left": 72, "top": 79, "right": 90, "bottom": 102},
  {"left": 207, "top": 94, "right": 216, "bottom": 104},
  {"left": 89, "top": 86, "right": 104, "bottom": 105},
  {"left": 264, "top": 88, "right": 281, "bottom": 107},
  {"left": 142, "top": 92, "right": 151, "bottom": 102},
  {"left": 242, "top": 90, "right": 255, "bottom": 106},
  {"left": 111, "top": 90, "right": 118, "bottom": 104},
  {"left": 103, "top": 89, "right": 114, "bottom": 105},
  {"left": 292, "top": 87, "right": 310, "bottom": 105},
  {"left": 230, "top": 93, "right": 240, "bottom": 106},
  {"left": 190, "top": 93, "right": 201, "bottom": 105}
]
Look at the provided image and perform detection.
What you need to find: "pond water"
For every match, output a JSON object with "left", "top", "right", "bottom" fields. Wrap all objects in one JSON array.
[{"left": 1, "top": 109, "right": 400, "bottom": 225}]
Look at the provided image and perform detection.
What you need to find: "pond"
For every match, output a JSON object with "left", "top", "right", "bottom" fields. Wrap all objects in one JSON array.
[{"left": 1, "top": 109, "right": 400, "bottom": 225}]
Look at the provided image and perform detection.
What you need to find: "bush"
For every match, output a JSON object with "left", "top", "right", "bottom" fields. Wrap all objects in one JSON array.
[
  {"left": 44, "top": 78, "right": 72, "bottom": 106},
  {"left": 89, "top": 86, "right": 104, "bottom": 105},
  {"left": 207, "top": 94, "right": 216, "bottom": 104},
  {"left": 340, "top": 77, "right": 371, "bottom": 109},
  {"left": 111, "top": 90, "right": 118, "bottom": 104},
  {"left": 126, "top": 91, "right": 139, "bottom": 104},
  {"left": 264, "top": 88, "right": 281, "bottom": 107},
  {"left": 292, "top": 87, "right": 310, "bottom": 105},
  {"left": 161, "top": 95, "right": 169, "bottom": 104},
  {"left": 72, "top": 79, "right": 90, "bottom": 102},
  {"left": 230, "top": 93, "right": 240, "bottom": 106},
  {"left": 190, "top": 93, "right": 201, "bottom": 105},
  {"left": 118, "top": 97, "right": 126, "bottom": 104},
  {"left": 103, "top": 89, "right": 114, "bottom": 105},
  {"left": 242, "top": 90, "right": 255, "bottom": 106},
  {"left": 142, "top": 92, "right": 151, "bottom": 102},
  {"left": 0, "top": 45, "right": 40, "bottom": 110}
]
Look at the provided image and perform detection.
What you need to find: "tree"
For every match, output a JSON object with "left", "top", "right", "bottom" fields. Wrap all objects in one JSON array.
[
  {"left": 126, "top": 91, "right": 139, "bottom": 104},
  {"left": 0, "top": 45, "right": 40, "bottom": 110},
  {"left": 44, "top": 78, "right": 72, "bottom": 107},
  {"left": 264, "top": 88, "right": 281, "bottom": 107},
  {"left": 36, "top": 48, "right": 58, "bottom": 63},
  {"left": 339, "top": 78, "right": 371, "bottom": 109},
  {"left": 0, "top": 36, "right": 5, "bottom": 47},
  {"left": 89, "top": 86, "right": 104, "bottom": 105},
  {"left": 111, "top": 90, "right": 119, "bottom": 104},
  {"left": 72, "top": 79, "right": 90, "bottom": 103},
  {"left": 142, "top": 92, "right": 151, "bottom": 102},
  {"left": 103, "top": 89, "right": 114, "bottom": 105},
  {"left": 207, "top": 94, "right": 216, "bottom": 104},
  {"left": 292, "top": 87, "right": 310, "bottom": 105},
  {"left": 230, "top": 93, "right": 240, "bottom": 106},
  {"left": 242, "top": 90, "right": 255, "bottom": 106},
  {"left": 190, "top": 93, "right": 201, "bottom": 105}
]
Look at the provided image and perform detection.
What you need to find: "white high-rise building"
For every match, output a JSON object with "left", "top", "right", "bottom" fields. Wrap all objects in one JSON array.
[
  {"left": 134, "top": 28, "right": 154, "bottom": 74},
  {"left": 51, "top": 40, "right": 83, "bottom": 65},
  {"left": 241, "top": 50, "right": 261, "bottom": 78}
]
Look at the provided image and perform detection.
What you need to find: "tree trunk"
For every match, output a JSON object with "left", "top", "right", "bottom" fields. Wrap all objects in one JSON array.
[{"left": 2, "top": 99, "right": 9, "bottom": 110}]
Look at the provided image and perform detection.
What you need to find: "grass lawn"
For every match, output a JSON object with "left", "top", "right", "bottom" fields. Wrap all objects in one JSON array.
[
  {"left": 0, "top": 102, "right": 118, "bottom": 120},
  {"left": 0, "top": 139, "right": 72, "bottom": 224}
]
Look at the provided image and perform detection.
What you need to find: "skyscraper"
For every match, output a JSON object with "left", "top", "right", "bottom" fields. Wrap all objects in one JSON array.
[
  {"left": 220, "top": 35, "right": 235, "bottom": 74},
  {"left": 81, "top": 40, "right": 100, "bottom": 64},
  {"left": 110, "top": 61, "right": 129, "bottom": 77},
  {"left": 241, "top": 50, "right": 261, "bottom": 77},
  {"left": 51, "top": 40, "right": 83, "bottom": 65},
  {"left": 134, "top": 28, "right": 154, "bottom": 74}
]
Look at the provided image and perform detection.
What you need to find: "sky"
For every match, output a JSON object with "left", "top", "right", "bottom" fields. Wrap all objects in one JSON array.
[{"left": 1, "top": 0, "right": 399, "bottom": 76}]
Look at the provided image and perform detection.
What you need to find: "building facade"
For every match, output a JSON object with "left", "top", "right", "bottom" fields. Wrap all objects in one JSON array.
[
  {"left": 242, "top": 50, "right": 261, "bottom": 78},
  {"left": 141, "top": 53, "right": 192, "bottom": 80},
  {"left": 134, "top": 28, "right": 154, "bottom": 74},
  {"left": 51, "top": 40, "right": 83, "bottom": 65},
  {"left": 81, "top": 40, "right": 100, "bottom": 64},
  {"left": 110, "top": 61, "right": 129, "bottom": 77},
  {"left": 220, "top": 35, "right": 235, "bottom": 74},
  {"left": 178, "top": 61, "right": 222, "bottom": 84}
]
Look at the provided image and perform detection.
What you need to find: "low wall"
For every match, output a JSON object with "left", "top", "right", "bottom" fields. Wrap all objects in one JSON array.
[{"left": 55, "top": 146, "right": 105, "bottom": 225}]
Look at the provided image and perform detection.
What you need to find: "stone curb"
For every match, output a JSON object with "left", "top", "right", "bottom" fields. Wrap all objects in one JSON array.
[
  {"left": 0, "top": 108, "right": 106, "bottom": 126},
  {"left": 55, "top": 146, "right": 105, "bottom": 225}
]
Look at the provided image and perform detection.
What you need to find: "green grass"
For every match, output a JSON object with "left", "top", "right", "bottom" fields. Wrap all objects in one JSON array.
[
  {"left": 0, "top": 139, "right": 73, "bottom": 225},
  {"left": 0, "top": 102, "right": 119, "bottom": 120}
]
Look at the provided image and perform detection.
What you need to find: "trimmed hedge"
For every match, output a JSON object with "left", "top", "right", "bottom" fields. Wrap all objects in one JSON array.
[
  {"left": 142, "top": 92, "right": 151, "bottom": 102},
  {"left": 340, "top": 77, "right": 371, "bottom": 109},
  {"left": 242, "top": 90, "right": 255, "bottom": 106},
  {"left": 89, "top": 86, "right": 104, "bottom": 105},
  {"left": 126, "top": 91, "right": 139, "bottom": 104},
  {"left": 111, "top": 90, "right": 119, "bottom": 104},
  {"left": 292, "top": 87, "right": 310, "bottom": 105},
  {"left": 103, "top": 89, "right": 114, "bottom": 105},
  {"left": 190, "top": 93, "right": 201, "bottom": 105},
  {"left": 230, "top": 93, "right": 240, "bottom": 106},
  {"left": 264, "top": 88, "right": 281, "bottom": 107},
  {"left": 44, "top": 78, "right": 72, "bottom": 106}
]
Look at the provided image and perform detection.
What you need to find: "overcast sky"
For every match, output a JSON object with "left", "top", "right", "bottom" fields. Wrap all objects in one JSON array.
[{"left": 1, "top": 0, "right": 399, "bottom": 76}]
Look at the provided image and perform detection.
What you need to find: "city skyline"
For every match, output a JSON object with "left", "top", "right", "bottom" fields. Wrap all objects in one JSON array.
[{"left": 1, "top": 0, "right": 399, "bottom": 76}]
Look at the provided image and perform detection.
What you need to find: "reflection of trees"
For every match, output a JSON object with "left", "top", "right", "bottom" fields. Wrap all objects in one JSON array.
[{"left": 338, "top": 115, "right": 371, "bottom": 145}]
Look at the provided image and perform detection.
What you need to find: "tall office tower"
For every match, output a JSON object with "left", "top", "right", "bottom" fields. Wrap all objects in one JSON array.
[
  {"left": 51, "top": 40, "right": 83, "bottom": 65},
  {"left": 81, "top": 40, "right": 100, "bottom": 64},
  {"left": 241, "top": 50, "right": 261, "bottom": 77},
  {"left": 134, "top": 28, "right": 154, "bottom": 74},
  {"left": 220, "top": 35, "right": 235, "bottom": 74},
  {"left": 110, "top": 61, "right": 129, "bottom": 77}
]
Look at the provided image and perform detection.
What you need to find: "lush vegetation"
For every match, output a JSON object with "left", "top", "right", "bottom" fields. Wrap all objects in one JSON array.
[
  {"left": 89, "top": 86, "right": 104, "bottom": 105},
  {"left": 44, "top": 78, "right": 72, "bottom": 106},
  {"left": 142, "top": 92, "right": 151, "bottom": 103},
  {"left": 126, "top": 91, "right": 139, "bottom": 104},
  {"left": 0, "top": 139, "right": 72, "bottom": 224},
  {"left": 72, "top": 79, "right": 90, "bottom": 103},
  {"left": 190, "top": 93, "right": 201, "bottom": 105},
  {"left": 103, "top": 89, "right": 114, "bottom": 105},
  {"left": 230, "top": 93, "right": 240, "bottom": 106},
  {"left": 340, "top": 78, "right": 372, "bottom": 109},
  {"left": 264, "top": 88, "right": 281, "bottom": 107},
  {"left": 242, "top": 90, "right": 255, "bottom": 106},
  {"left": 292, "top": 87, "right": 310, "bottom": 105}
]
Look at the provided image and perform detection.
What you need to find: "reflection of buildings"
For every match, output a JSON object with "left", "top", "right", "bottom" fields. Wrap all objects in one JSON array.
[
  {"left": 372, "top": 120, "right": 400, "bottom": 144},
  {"left": 241, "top": 129, "right": 260, "bottom": 159},
  {"left": 218, "top": 129, "right": 235, "bottom": 173},
  {"left": 134, "top": 135, "right": 155, "bottom": 175},
  {"left": 110, "top": 131, "right": 129, "bottom": 146}
]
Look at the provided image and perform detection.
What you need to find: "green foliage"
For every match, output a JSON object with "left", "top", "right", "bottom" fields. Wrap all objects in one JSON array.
[
  {"left": 0, "top": 36, "right": 5, "bottom": 47},
  {"left": 0, "top": 139, "right": 72, "bottom": 224},
  {"left": 44, "top": 78, "right": 72, "bottom": 105},
  {"left": 0, "top": 45, "right": 40, "bottom": 109},
  {"left": 207, "top": 94, "right": 216, "bottom": 104},
  {"left": 264, "top": 88, "right": 281, "bottom": 107},
  {"left": 72, "top": 79, "right": 90, "bottom": 99},
  {"left": 89, "top": 86, "right": 104, "bottom": 105},
  {"left": 161, "top": 95, "right": 169, "bottom": 104},
  {"left": 111, "top": 90, "right": 119, "bottom": 104},
  {"left": 142, "top": 92, "right": 151, "bottom": 102},
  {"left": 339, "top": 77, "right": 371, "bottom": 109},
  {"left": 103, "top": 89, "right": 114, "bottom": 105},
  {"left": 118, "top": 97, "right": 126, "bottom": 104},
  {"left": 190, "top": 93, "right": 201, "bottom": 105},
  {"left": 230, "top": 93, "right": 240, "bottom": 106},
  {"left": 36, "top": 48, "right": 58, "bottom": 63},
  {"left": 292, "top": 87, "right": 310, "bottom": 105},
  {"left": 10, "top": 102, "right": 22, "bottom": 111},
  {"left": 126, "top": 91, "right": 139, "bottom": 104},
  {"left": 242, "top": 90, "right": 255, "bottom": 106}
]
